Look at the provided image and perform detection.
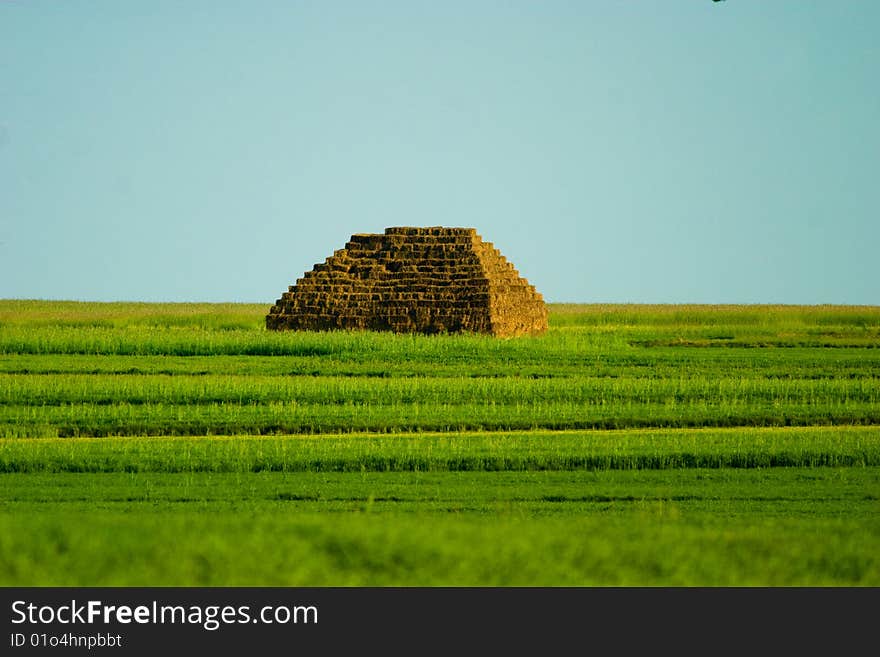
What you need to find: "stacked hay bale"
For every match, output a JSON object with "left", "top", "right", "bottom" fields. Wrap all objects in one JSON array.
[{"left": 266, "top": 227, "right": 547, "bottom": 337}]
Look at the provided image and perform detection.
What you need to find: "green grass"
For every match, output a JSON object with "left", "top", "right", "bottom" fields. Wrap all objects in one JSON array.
[
  {"left": 2, "top": 512, "right": 877, "bottom": 586},
  {"left": 2, "top": 467, "right": 878, "bottom": 585},
  {"left": 2, "top": 427, "right": 879, "bottom": 472},
  {"left": 1, "top": 300, "right": 878, "bottom": 585}
]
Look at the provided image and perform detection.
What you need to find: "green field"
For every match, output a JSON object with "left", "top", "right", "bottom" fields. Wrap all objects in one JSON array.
[{"left": 1, "top": 300, "right": 878, "bottom": 585}]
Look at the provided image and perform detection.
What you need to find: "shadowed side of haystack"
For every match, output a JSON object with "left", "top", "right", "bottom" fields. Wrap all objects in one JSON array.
[{"left": 266, "top": 227, "right": 547, "bottom": 337}]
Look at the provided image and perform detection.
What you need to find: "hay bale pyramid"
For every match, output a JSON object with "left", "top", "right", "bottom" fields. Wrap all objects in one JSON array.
[{"left": 266, "top": 227, "right": 548, "bottom": 337}]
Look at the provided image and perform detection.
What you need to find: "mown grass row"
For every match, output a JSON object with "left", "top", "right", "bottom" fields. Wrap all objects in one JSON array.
[
  {"left": 4, "top": 350, "right": 879, "bottom": 380},
  {"left": 2, "top": 372, "right": 877, "bottom": 406},
  {"left": 3, "top": 399, "right": 880, "bottom": 437},
  {"left": 0, "top": 323, "right": 593, "bottom": 358},
  {"left": 1, "top": 325, "right": 877, "bottom": 356},
  {"left": 2, "top": 427, "right": 878, "bottom": 472},
  {"left": 6, "top": 468, "right": 878, "bottom": 511}
]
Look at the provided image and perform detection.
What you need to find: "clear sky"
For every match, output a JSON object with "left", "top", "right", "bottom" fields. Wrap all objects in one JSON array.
[{"left": 2, "top": 1, "right": 878, "bottom": 304}]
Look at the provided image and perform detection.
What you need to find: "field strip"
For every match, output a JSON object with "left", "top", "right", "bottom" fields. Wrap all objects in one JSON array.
[
  {"left": 4, "top": 423, "right": 880, "bottom": 443},
  {"left": 2, "top": 301, "right": 878, "bottom": 586},
  {"left": 3, "top": 425, "right": 878, "bottom": 473}
]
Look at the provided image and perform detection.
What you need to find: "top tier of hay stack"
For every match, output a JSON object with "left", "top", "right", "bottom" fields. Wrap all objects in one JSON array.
[{"left": 266, "top": 227, "right": 548, "bottom": 337}]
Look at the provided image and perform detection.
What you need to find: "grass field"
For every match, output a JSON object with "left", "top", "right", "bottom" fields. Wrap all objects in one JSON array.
[{"left": 1, "top": 300, "right": 878, "bottom": 585}]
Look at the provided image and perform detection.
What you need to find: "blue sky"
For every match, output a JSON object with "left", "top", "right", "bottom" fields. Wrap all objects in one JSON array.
[{"left": 2, "top": 1, "right": 878, "bottom": 304}]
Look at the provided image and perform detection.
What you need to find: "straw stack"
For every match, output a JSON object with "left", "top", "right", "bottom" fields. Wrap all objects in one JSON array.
[{"left": 266, "top": 227, "right": 547, "bottom": 337}]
